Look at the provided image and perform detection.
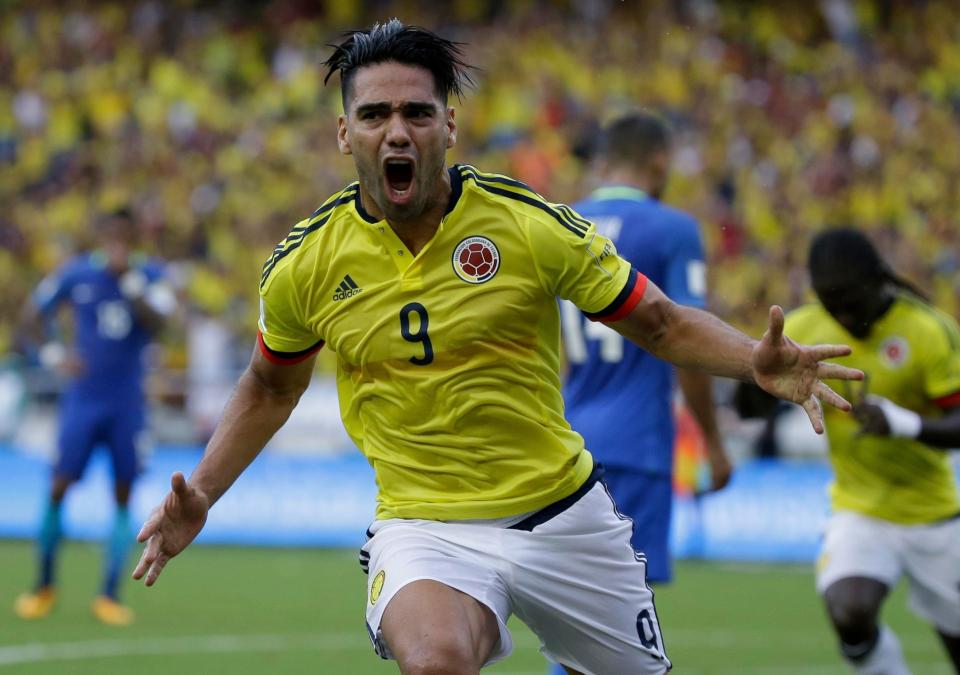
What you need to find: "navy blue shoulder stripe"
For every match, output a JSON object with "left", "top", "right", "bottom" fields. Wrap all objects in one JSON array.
[
  {"left": 260, "top": 188, "right": 357, "bottom": 288},
  {"left": 460, "top": 165, "right": 535, "bottom": 193},
  {"left": 460, "top": 166, "right": 590, "bottom": 234},
  {"left": 309, "top": 182, "right": 360, "bottom": 221},
  {"left": 556, "top": 202, "right": 592, "bottom": 229},
  {"left": 459, "top": 167, "right": 589, "bottom": 238}
]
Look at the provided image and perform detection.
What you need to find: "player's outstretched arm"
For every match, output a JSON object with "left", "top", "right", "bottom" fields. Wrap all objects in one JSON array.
[
  {"left": 133, "top": 471, "right": 209, "bottom": 586},
  {"left": 609, "top": 281, "right": 863, "bottom": 433},
  {"left": 854, "top": 395, "right": 960, "bottom": 448},
  {"left": 133, "top": 344, "right": 317, "bottom": 586}
]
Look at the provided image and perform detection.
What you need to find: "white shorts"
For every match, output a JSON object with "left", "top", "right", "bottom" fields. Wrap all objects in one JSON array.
[
  {"left": 816, "top": 510, "right": 960, "bottom": 634},
  {"left": 359, "top": 476, "right": 671, "bottom": 674}
]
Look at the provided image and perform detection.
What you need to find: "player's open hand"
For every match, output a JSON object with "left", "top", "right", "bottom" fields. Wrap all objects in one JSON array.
[
  {"left": 132, "top": 472, "right": 209, "bottom": 587},
  {"left": 751, "top": 306, "right": 864, "bottom": 434}
]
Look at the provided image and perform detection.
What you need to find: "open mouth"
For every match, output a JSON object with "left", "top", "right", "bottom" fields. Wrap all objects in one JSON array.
[{"left": 384, "top": 159, "right": 414, "bottom": 194}]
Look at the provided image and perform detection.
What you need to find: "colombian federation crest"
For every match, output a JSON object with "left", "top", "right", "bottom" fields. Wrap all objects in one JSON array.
[
  {"left": 370, "top": 569, "right": 385, "bottom": 605},
  {"left": 452, "top": 236, "right": 500, "bottom": 284},
  {"left": 879, "top": 336, "right": 909, "bottom": 368}
]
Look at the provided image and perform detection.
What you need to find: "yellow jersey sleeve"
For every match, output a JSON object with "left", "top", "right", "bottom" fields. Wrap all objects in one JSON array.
[
  {"left": 918, "top": 308, "right": 960, "bottom": 404},
  {"left": 783, "top": 304, "right": 817, "bottom": 343},
  {"left": 257, "top": 236, "right": 324, "bottom": 361},
  {"left": 525, "top": 211, "right": 645, "bottom": 322}
]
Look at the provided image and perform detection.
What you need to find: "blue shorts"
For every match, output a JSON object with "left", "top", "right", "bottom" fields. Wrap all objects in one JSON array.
[
  {"left": 56, "top": 395, "right": 145, "bottom": 484},
  {"left": 602, "top": 468, "right": 673, "bottom": 583}
]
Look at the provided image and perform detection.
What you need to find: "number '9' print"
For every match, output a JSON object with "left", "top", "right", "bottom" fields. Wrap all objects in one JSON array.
[{"left": 399, "top": 302, "right": 434, "bottom": 366}]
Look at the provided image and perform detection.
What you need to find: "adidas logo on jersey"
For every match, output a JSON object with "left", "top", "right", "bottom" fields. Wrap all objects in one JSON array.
[{"left": 332, "top": 274, "right": 362, "bottom": 301}]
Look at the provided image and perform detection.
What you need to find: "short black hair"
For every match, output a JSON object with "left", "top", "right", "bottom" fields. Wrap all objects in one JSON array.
[
  {"left": 95, "top": 207, "right": 134, "bottom": 231},
  {"left": 322, "top": 19, "right": 475, "bottom": 107},
  {"left": 809, "top": 228, "right": 884, "bottom": 285},
  {"left": 809, "top": 227, "right": 928, "bottom": 300},
  {"left": 599, "top": 111, "right": 671, "bottom": 167}
]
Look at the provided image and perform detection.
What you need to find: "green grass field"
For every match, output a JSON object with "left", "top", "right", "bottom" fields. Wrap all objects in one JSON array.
[{"left": 0, "top": 540, "right": 951, "bottom": 674}]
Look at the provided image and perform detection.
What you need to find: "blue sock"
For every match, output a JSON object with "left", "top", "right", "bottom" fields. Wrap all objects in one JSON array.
[
  {"left": 101, "top": 507, "right": 131, "bottom": 600},
  {"left": 37, "top": 501, "right": 63, "bottom": 590}
]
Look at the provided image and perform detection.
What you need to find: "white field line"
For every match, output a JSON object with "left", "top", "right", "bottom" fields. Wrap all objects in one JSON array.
[
  {"left": 0, "top": 631, "right": 951, "bottom": 673},
  {"left": 0, "top": 633, "right": 363, "bottom": 667}
]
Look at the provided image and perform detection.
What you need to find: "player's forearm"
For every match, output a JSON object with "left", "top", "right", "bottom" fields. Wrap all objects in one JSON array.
[
  {"left": 16, "top": 303, "right": 47, "bottom": 349},
  {"left": 127, "top": 297, "right": 167, "bottom": 335},
  {"left": 614, "top": 299, "right": 756, "bottom": 382},
  {"left": 188, "top": 367, "right": 303, "bottom": 506},
  {"left": 676, "top": 367, "right": 722, "bottom": 444},
  {"left": 917, "top": 409, "right": 960, "bottom": 448}
]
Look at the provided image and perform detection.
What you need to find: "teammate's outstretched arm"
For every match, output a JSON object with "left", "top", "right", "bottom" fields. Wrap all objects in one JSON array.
[
  {"left": 854, "top": 395, "right": 960, "bottom": 448},
  {"left": 609, "top": 281, "right": 863, "bottom": 433},
  {"left": 132, "top": 345, "right": 317, "bottom": 586}
]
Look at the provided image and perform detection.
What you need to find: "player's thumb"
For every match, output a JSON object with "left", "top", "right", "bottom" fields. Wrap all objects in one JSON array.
[
  {"left": 170, "top": 472, "right": 188, "bottom": 496},
  {"left": 765, "top": 305, "right": 785, "bottom": 343}
]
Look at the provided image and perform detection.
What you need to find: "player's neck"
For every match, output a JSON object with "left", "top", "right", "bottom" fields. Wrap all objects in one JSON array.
[
  {"left": 601, "top": 168, "right": 654, "bottom": 196},
  {"left": 361, "top": 172, "right": 451, "bottom": 256},
  {"left": 390, "top": 214, "right": 442, "bottom": 256}
]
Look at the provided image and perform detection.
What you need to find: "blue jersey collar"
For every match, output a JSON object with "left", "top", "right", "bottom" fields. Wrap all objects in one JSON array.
[{"left": 589, "top": 185, "right": 649, "bottom": 202}]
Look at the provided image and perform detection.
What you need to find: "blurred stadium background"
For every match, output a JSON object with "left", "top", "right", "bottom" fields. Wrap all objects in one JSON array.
[{"left": 2, "top": 0, "right": 959, "bottom": 672}]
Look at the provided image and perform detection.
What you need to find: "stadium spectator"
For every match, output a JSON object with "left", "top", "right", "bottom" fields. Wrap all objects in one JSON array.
[
  {"left": 558, "top": 111, "right": 731, "bottom": 595},
  {"left": 13, "top": 208, "right": 175, "bottom": 626},
  {"left": 786, "top": 228, "right": 960, "bottom": 673},
  {"left": 131, "top": 20, "right": 861, "bottom": 675}
]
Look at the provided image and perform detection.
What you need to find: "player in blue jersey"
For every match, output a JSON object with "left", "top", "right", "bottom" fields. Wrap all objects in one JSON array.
[
  {"left": 560, "top": 112, "right": 731, "bottom": 592},
  {"left": 14, "top": 208, "right": 175, "bottom": 625}
]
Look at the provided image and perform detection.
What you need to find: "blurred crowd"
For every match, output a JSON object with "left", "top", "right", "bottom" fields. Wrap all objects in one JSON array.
[{"left": 3, "top": 0, "right": 960, "bottom": 417}]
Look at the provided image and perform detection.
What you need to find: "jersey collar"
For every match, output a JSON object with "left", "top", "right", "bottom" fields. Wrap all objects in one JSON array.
[
  {"left": 589, "top": 185, "right": 649, "bottom": 202},
  {"left": 352, "top": 166, "right": 464, "bottom": 223},
  {"left": 445, "top": 165, "right": 463, "bottom": 216}
]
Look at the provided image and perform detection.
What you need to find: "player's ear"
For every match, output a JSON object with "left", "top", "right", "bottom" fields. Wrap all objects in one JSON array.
[
  {"left": 446, "top": 107, "right": 457, "bottom": 149},
  {"left": 337, "top": 115, "right": 352, "bottom": 155}
]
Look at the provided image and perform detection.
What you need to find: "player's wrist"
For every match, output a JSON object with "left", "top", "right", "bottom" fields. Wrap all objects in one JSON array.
[
  {"left": 119, "top": 270, "right": 148, "bottom": 300},
  {"left": 870, "top": 396, "right": 922, "bottom": 438}
]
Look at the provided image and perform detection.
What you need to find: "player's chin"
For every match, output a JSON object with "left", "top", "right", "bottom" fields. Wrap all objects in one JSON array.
[{"left": 378, "top": 183, "right": 423, "bottom": 220}]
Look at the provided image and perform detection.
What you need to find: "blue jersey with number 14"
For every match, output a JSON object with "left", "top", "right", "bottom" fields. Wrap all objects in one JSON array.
[{"left": 562, "top": 186, "right": 707, "bottom": 474}]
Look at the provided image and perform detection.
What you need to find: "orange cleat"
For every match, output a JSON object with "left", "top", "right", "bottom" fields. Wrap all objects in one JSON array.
[
  {"left": 91, "top": 596, "right": 134, "bottom": 626},
  {"left": 14, "top": 587, "right": 56, "bottom": 620}
]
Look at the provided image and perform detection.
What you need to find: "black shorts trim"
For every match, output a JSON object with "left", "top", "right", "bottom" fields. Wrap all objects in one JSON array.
[{"left": 508, "top": 462, "right": 605, "bottom": 532}]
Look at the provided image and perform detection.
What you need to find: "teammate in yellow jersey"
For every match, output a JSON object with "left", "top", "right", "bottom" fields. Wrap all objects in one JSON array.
[
  {"left": 132, "top": 21, "right": 861, "bottom": 675},
  {"left": 786, "top": 228, "right": 960, "bottom": 675}
]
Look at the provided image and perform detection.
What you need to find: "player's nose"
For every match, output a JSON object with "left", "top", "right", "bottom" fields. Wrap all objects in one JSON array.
[{"left": 384, "top": 113, "right": 411, "bottom": 147}]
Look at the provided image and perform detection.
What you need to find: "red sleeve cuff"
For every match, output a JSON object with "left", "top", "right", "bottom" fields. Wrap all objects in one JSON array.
[
  {"left": 257, "top": 331, "right": 324, "bottom": 365},
  {"left": 933, "top": 390, "right": 960, "bottom": 410},
  {"left": 584, "top": 268, "right": 648, "bottom": 323}
]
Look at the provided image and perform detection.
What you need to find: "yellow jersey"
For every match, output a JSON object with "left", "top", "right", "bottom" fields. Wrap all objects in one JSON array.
[
  {"left": 785, "top": 294, "right": 960, "bottom": 524},
  {"left": 258, "top": 165, "right": 646, "bottom": 520}
]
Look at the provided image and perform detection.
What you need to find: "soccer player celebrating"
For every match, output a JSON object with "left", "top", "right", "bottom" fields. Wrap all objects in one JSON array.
[
  {"left": 786, "top": 228, "right": 960, "bottom": 675},
  {"left": 560, "top": 111, "right": 732, "bottom": 592},
  {"left": 15, "top": 208, "right": 175, "bottom": 626},
  {"left": 133, "top": 21, "right": 861, "bottom": 674}
]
